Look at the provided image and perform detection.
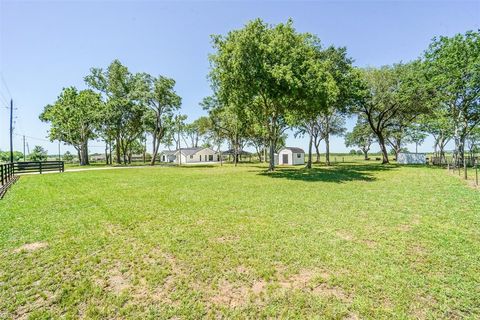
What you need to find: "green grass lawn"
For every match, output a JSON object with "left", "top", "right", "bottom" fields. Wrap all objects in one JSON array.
[{"left": 0, "top": 162, "right": 479, "bottom": 319}]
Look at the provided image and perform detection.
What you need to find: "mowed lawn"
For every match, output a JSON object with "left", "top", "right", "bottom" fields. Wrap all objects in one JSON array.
[{"left": 0, "top": 162, "right": 479, "bottom": 319}]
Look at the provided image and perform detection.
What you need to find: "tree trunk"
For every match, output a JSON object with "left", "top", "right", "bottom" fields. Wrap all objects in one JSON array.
[
  {"left": 105, "top": 144, "right": 109, "bottom": 165},
  {"left": 268, "top": 140, "right": 275, "bottom": 171},
  {"left": 80, "top": 142, "right": 89, "bottom": 166},
  {"left": 233, "top": 137, "right": 238, "bottom": 167},
  {"left": 363, "top": 149, "right": 368, "bottom": 160},
  {"left": 115, "top": 136, "right": 121, "bottom": 164},
  {"left": 109, "top": 142, "right": 112, "bottom": 165},
  {"left": 378, "top": 133, "right": 389, "bottom": 164},
  {"left": 151, "top": 132, "right": 160, "bottom": 166},
  {"left": 76, "top": 148, "right": 81, "bottom": 165},
  {"left": 325, "top": 133, "right": 330, "bottom": 166},
  {"left": 306, "top": 132, "right": 313, "bottom": 169}
]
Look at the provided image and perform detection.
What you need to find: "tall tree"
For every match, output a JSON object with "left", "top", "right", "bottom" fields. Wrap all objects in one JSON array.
[
  {"left": 183, "top": 117, "right": 211, "bottom": 148},
  {"left": 424, "top": 31, "right": 480, "bottom": 164},
  {"left": 202, "top": 96, "right": 248, "bottom": 166},
  {"left": 137, "top": 74, "right": 181, "bottom": 165},
  {"left": 40, "top": 87, "right": 103, "bottom": 165},
  {"left": 406, "top": 124, "right": 428, "bottom": 154},
  {"left": 319, "top": 46, "right": 355, "bottom": 166},
  {"left": 466, "top": 126, "right": 480, "bottom": 159},
  {"left": 85, "top": 60, "right": 147, "bottom": 164},
  {"left": 345, "top": 117, "right": 375, "bottom": 160},
  {"left": 352, "top": 62, "right": 431, "bottom": 164},
  {"left": 29, "top": 146, "right": 48, "bottom": 162},
  {"left": 418, "top": 110, "right": 453, "bottom": 162},
  {"left": 318, "top": 112, "right": 346, "bottom": 165},
  {"left": 209, "top": 19, "right": 321, "bottom": 171}
]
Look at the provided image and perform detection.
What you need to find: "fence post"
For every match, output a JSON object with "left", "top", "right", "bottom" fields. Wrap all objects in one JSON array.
[
  {"left": 476, "top": 160, "right": 478, "bottom": 186},
  {"left": 61, "top": 161, "right": 64, "bottom": 172},
  {"left": 39, "top": 162, "right": 42, "bottom": 174},
  {"left": 1, "top": 165, "right": 3, "bottom": 185}
]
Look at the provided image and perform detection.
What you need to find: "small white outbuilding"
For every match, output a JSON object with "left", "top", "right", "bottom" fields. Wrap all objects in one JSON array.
[
  {"left": 397, "top": 152, "right": 426, "bottom": 164},
  {"left": 278, "top": 147, "right": 305, "bottom": 165}
]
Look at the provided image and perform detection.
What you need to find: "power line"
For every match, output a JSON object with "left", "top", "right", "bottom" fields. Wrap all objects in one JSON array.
[
  {"left": 0, "top": 73, "right": 12, "bottom": 98},
  {"left": 13, "top": 132, "right": 51, "bottom": 142},
  {"left": 12, "top": 132, "right": 107, "bottom": 148},
  {"left": 0, "top": 93, "right": 8, "bottom": 107}
]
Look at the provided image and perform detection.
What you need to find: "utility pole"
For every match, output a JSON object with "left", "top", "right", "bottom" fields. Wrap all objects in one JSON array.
[
  {"left": 23, "top": 135, "right": 26, "bottom": 161},
  {"left": 9, "top": 99, "right": 13, "bottom": 163},
  {"left": 177, "top": 115, "right": 181, "bottom": 165}
]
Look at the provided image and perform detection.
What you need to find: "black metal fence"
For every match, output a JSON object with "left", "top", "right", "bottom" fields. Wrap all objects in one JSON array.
[
  {"left": 0, "top": 161, "right": 64, "bottom": 199},
  {"left": 0, "top": 163, "right": 17, "bottom": 199},
  {"left": 1, "top": 163, "right": 15, "bottom": 187},
  {"left": 13, "top": 161, "right": 64, "bottom": 174}
]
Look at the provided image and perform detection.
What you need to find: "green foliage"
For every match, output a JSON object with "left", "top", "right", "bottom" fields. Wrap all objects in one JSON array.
[
  {"left": 63, "top": 151, "right": 74, "bottom": 162},
  {"left": 136, "top": 74, "right": 182, "bottom": 164},
  {"left": 345, "top": 117, "right": 375, "bottom": 158},
  {"left": 423, "top": 30, "right": 480, "bottom": 158},
  {"left": 352, "top": 62, "right": 432, "bottom": 163},
  {"left": 209, "top": 19, "right": 325, "bottom": 170},
  {"left": 0, "top": 151, "right": 23, "bottom": 162},
  {"left": 85, "top": 60, "right": 149, "bottom": 164},
  {"left": 28, "top": 145, "right": 48, "bottom": 161},
  {"left": 40, "top": 87, "right": 103, "bottom": 165}
]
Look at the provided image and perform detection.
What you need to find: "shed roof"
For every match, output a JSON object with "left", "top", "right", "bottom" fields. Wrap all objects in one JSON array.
[{"left": 280, "top": 147, "right": 305, "bottom": 153}]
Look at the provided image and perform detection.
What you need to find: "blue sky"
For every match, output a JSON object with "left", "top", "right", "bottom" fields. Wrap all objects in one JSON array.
[{"left": 1, "top": 0, "right": 479, "bottom": 155}]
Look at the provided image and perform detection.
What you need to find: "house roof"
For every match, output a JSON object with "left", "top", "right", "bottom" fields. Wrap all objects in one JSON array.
[
  {"left": 160, "top": 150, "right": 176, "bottom": 155},
  {"left": 176, "top": 147, "right": 216, "bottom": 156},
  {"left": 280, "top": 147, "right": 305, "bottom": 153}
]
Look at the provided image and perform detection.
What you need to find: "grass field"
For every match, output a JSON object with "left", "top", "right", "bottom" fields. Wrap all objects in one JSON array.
[{"left": 0, "top": 161, "right": 479, "bottom": 319}]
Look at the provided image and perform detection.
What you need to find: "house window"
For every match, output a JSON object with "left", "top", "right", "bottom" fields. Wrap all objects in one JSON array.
[
  {"left": 297, "top": 154, "right": 301, "bottom": 158},
  {"left": 199, "top": 155, "right": 202, "bottom": 161},
  {"left": 209, "top": 155, "right": 213, "bottom": 161},
  {"left": 190, "top": 155, "right": 193, "bottom": 159}
]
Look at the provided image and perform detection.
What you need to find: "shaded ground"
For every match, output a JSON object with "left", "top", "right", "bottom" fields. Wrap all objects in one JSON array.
[{"left": 0, "top": 162, "right": 479, "bottom": 319}]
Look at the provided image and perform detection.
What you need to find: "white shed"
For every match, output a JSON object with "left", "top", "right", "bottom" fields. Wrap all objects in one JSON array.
[
  {"left": 278, "top": 147, "right": 305, "bottom": 165},
  {"left": 397, "top": 152, "right": 426, "bottom": 164}
]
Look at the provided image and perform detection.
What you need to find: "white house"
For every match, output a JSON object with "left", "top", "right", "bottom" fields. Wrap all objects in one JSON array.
[
  {"left": 397, "top": 152, "right": 426, "bottom": 164},
  {"left": 278, "top": 147, "right": 305, "bottom": 165},
  {"left": 174, "top": 147, "right": 220, "bottom": 164},
  {"left": 159, "top": 150, "right": 176, "bottom": 163}
]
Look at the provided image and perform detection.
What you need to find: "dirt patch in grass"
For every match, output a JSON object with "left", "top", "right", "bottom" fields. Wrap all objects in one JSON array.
[
  {"left": 13, "top": 242, "right": 48, "bottom": 253},
  {"left": 210, "top": 279, "right": 250, "bottom": 307},
  {"left": 336, "top": 231, "right": 354, "bottom": 241},
  {"left": 360, "top": 239, "right": 377, "bottom": 248},
  {"left": 13, "top": 291, "right": 57, "bottom": 319},
  {"left": 215, "top": 235, "right": 240, "bottom": 243},
  {"left": 251, "top": 279, "right": 267, "bottom": 295},
  {"left": 107, "top": 269, "right": 130, "bottom": 293},
  {"left": 409, "top": 294, "right": 438, "bottom": 319},
  {"left": 277, "top": 267, "right": 351, "bottom": 302},
  {"left": 398, "top": 215, "right": 421, "bottom": 232}
]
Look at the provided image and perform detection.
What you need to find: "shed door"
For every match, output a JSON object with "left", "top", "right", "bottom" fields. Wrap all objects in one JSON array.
[{"left": 282, "top": 154, "right": 288, "bottom": 164}]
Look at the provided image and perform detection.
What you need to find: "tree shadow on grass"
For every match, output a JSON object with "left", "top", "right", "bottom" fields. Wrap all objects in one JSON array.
[{"left": 258, "top": 164, "right": 395, "bottom": 183}]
